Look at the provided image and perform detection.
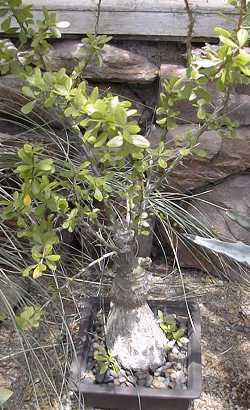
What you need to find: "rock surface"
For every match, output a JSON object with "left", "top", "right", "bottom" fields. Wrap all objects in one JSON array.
[
  {"left": 0, "top": 275, "right": 28, "bottom": 314},
  {"left": 47, "top": 41, "right": 159, "bottom": 83},
  {"left": 176, "top": 175, "right": 250, "bottom": 279},
  {"left": 160, "top": 63, "right": 250, "bottom": 126},
  {"left": 0, "top": 75, "right": 63, "bottom": 128},
  {"left": 164, "top": 125, "right": 250, "bottom": 192}
]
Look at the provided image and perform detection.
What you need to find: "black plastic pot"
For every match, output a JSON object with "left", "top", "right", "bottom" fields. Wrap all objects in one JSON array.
[{"left": 72, "top": 298, "right": 201, "bottom": 410}]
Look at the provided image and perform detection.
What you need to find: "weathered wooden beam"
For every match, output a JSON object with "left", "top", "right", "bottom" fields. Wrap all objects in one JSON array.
[{"left": 0, "top": 0, "right": 237, "bottom": 39}]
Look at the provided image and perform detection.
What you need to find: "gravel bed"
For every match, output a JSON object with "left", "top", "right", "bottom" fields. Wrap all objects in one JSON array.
[{"left": 82, "top": 307, "right": 189, "bottom": 391}]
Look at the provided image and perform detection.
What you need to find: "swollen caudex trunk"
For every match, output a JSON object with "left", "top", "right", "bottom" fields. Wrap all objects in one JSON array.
[{"left": 106, "top": 231, "right": 167, "bottom": 371}]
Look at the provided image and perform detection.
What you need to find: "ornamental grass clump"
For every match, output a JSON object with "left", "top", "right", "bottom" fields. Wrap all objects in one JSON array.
[{"left": 0, "top": 0, "right": 250, "bottom": 375}]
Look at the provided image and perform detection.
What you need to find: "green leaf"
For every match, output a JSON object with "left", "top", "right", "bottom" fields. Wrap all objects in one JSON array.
[
  {"left": 0, "top": 389, "right": 13, "bottom": 405},
  {"left": 180, "top": 148, "right": 191, "bottom": 157},
  {"left": 107, "top": 135, "right": 123, "bottom": 148},
  {"left": 15, "top": 305, "right": 43, "bottom": 330},
  {"left": 0, "top": 8, "right": 8, "bottom": 18},
  {"left": 33, "top": 263, "right": 46, "bottom": 279},
  {"left": 130, "top": 135, "right": 150, "bottom": 148},
  {"left": 21, "top": 100, "right": 36, "bottom": 114},
  {"left": 46, "top": 254, "right": 61, "bottom": 262},
  {"left": 173, "top": 328, "right": 185, "bottom": 340},
  {"left": 194, "top": 148, "right": 208, "bottom": 158},
  {"left": 237, "top": 28, "right": 248, "bottom": 47},
  {"left": 0, "top": 312, "right": 7, "bottom": 321},
  {"left": 214, "top": 27, "right": 232, "bottom": 38},
  {"left": 158, "top": 158, "right": 168, "bottom": 169},
  {"left": 9, "top": 0, "right": 22, "bottom": 6},
  {"left": 234, "top": 51, "right": 250, "bottom": 65},
  {"left": 22, "top": 86, "right": 35, "bottom": 98},
  {"left": 219, "top": 36, "right": 238, "bottom": 48},
  {"left": 1, "top": 16, "right": 11, "bottom": 32},
  {"left": 22, "top": 265, "right": 36, "bottom": 277},
  {"left": 94, "top": 188, "right": 103, "bottom": 202},
  {"left": 37, "top": 159, "right": 54, "bottom": 172},
  {"left": 99, "top": 363, "right": 108, "bottom": 374},
  {"left": 240, "top": 65, "right": 250, "bottom": 76}
]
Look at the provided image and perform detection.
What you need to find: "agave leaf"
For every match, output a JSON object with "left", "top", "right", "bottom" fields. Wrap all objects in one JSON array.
[
  {"left": 0, "top": 388, "right": 13, "bottom": 405},
  {"left": 226, "top": 210, "right": 250, "bottom": 232},
  {"left": 186, "top": 235, "right": 250, "bottom": 265}
]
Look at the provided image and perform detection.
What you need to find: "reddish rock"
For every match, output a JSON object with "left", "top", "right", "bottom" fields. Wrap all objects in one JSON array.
[
  {"left": 164, "top": 125, "right": 250, "bottom": 192},
  {"left": 0, "top": 75, "right": 63, "bottom": 128},
  {"left": 160, "top": 63, "right": 250, "bottom": 126},
  {"left": 48, "top": 41, "right": 159, "bottom": 83},
  {"left": 176, "top": 175, "right": 250, "bottom": 280}
]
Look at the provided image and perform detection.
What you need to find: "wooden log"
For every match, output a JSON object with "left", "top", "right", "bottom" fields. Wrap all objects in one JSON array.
[{"left": 0, "top": 0, "right": 238, "bottom": 39}]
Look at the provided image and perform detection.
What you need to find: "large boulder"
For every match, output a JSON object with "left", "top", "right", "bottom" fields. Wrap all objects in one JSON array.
[
  {"left": 47, "top": 40, "right": 159, "bottom": 83},
  {"left": 176, "top": 175, "right": 250, "bottom": 281},
  {"left": 163, "top": 125, "right": 250, "bottom": 192}
]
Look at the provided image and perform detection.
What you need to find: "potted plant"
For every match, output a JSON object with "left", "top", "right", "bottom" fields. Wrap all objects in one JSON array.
[{"left": 0, "top": 0, "right": 250, "bottom": 409}]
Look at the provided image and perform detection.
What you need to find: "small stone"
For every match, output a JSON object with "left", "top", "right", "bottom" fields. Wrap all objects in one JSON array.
[
  {"left": 165, "top": 340, "right": 176, "bottom": 350},
  {"left": 145, "top": 374, "right": 153, "bottom": 387},
  {"left": 152, "top": 377, "right": 166, "bottom": 389},
  {"left": 164, "top": 362, "right": 174, "bottom": 369},
  {"left": 95, "top": 372, "right": 105, "bottom": 384},
  {"left": 137, "top": 379, "right": 146, "bottom": 386},
  {"left": 168, "top": 352, "right": 180, "bottom": 362},
  {"left": 104, "top": 370, "right": 114, "bottom": 384},
  {"left": 93, "top": 342, "right": 100, "bottom": 350},
  {"left": 110, "top": 369, "right": 119, "bottom": 378},
  {"left": 119, "top": 376, "right": 127, "bottom": 383},
  {"left": 172, "top": 346, "right": 179, "bottom": 355},
  {"left": 135, "top": 371, "right": 148, "bottom": 380},
  {"left": 164, "top": 368, "right": 176, "bottom": 378},
  {"left": 83, "top": 376, "right": 95, "bottom": 384},
  {"left": 164, "top": 377, "right": 171, "bottom": 387},
  {"left": 175, "top": 370, "right": 186, "bottom": 386},
  {"left": 82, "top": 371, "right": 95, "bottom": 384},
  {"left": 168, "top": 381, "right": 176, "bottom": 389}
]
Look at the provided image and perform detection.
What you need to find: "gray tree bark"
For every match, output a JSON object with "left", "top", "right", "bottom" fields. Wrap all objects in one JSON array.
[{"left": 105, "top": 230, "right": 167, "bottom": 371}]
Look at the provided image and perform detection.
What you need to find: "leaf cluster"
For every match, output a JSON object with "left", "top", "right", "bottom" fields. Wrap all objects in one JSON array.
[
  {"left": 0, "top": 0, "right": 61, "bottom": 72},
  {"left": 94, "top": 345, "right": 121, "bottom": 375},
  {"left": 15, "top": 304, "right": 43, "bottom": 330},
  {"left": 157, "top": 310, "right": 188, "bottom": 348}
]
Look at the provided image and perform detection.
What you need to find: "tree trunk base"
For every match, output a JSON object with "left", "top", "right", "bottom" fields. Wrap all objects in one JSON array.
[{"left": 106, "top": 303, "right": 167, "bottom": 371}]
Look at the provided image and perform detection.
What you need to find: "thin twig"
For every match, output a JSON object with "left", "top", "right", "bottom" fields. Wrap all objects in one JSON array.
[
  {"left": 183, "top": 0, "right": 195, "bottom": 66},
  {"left": 95, "top": 0, "right": 102, "bottom": 35},
  {"left": 237, "top": 0, "right": 247, "bottom": 30}
]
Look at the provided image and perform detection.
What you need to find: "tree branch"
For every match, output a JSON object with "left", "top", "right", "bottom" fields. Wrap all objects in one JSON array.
[
  {"left": 237, "top": 0, "right": 247, "bottom": 30},
  {"left": 183, "top": 0, "right": 195, "bottom": 66}
]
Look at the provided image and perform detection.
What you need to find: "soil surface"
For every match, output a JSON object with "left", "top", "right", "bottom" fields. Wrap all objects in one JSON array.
[{"left": 0, "top": 266, "right": 249, "bottom": 410}]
